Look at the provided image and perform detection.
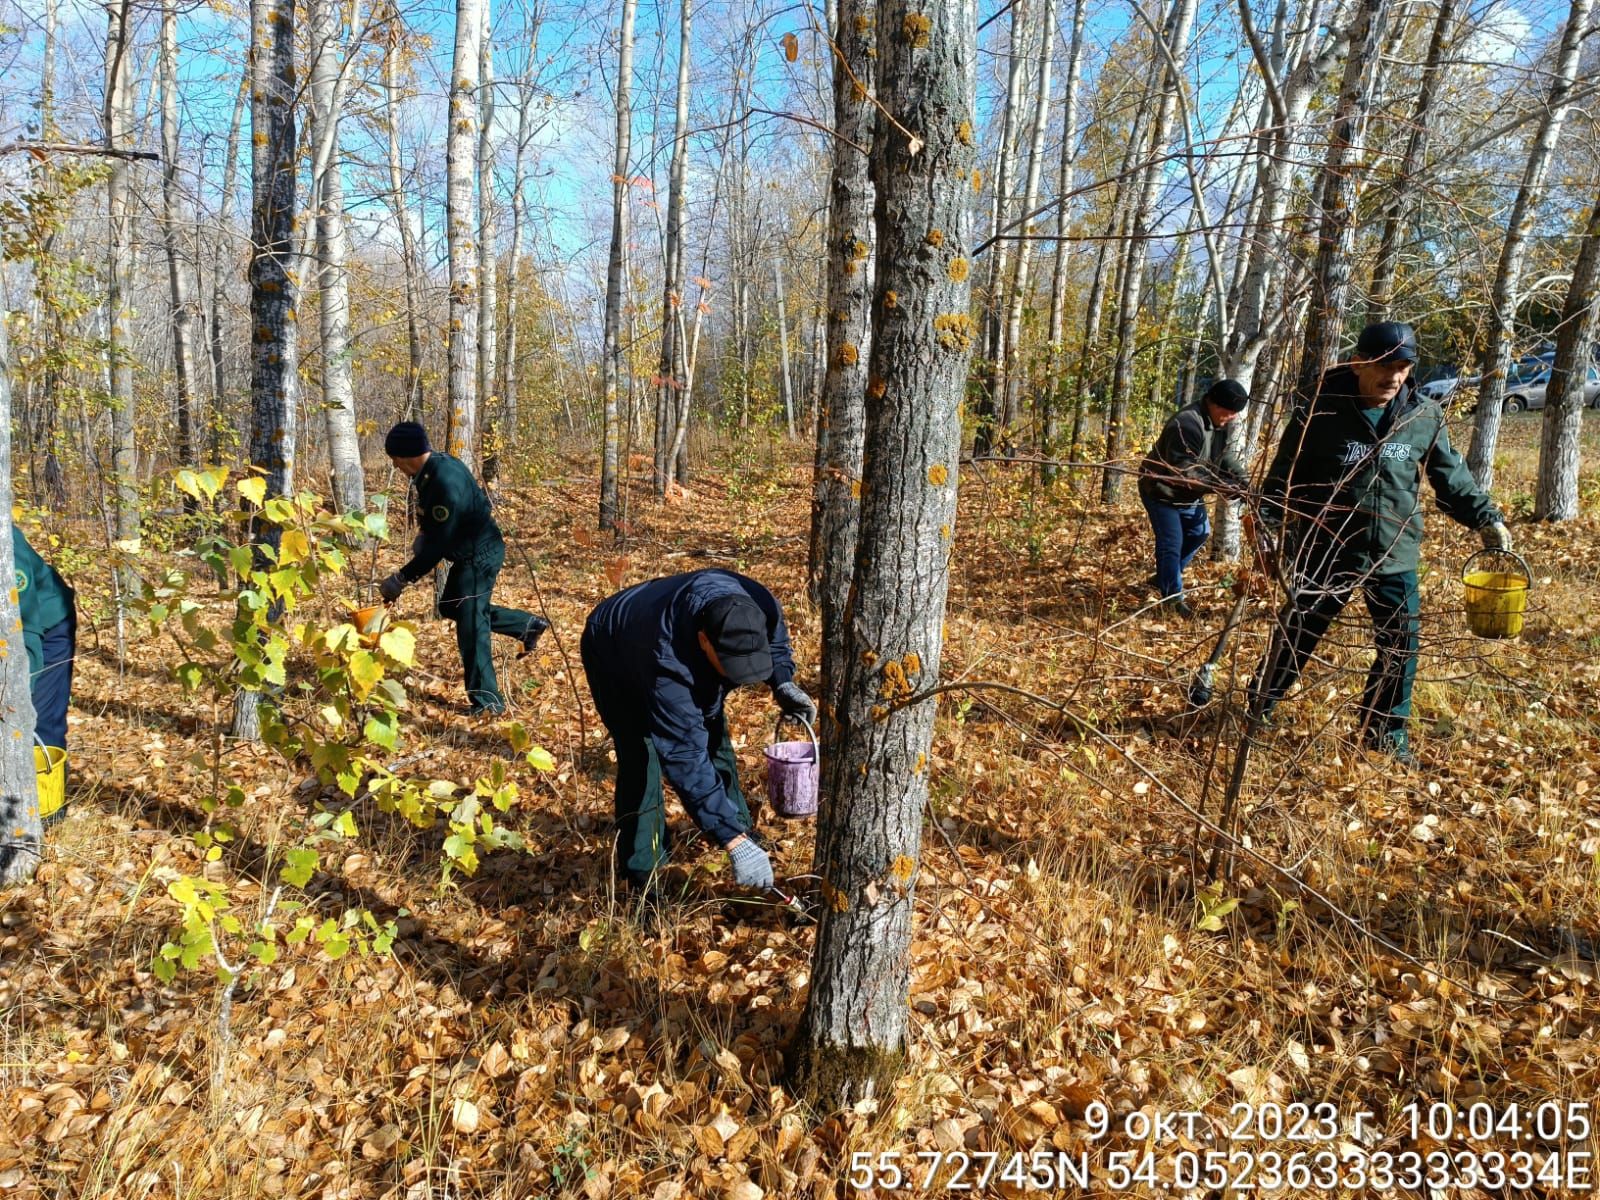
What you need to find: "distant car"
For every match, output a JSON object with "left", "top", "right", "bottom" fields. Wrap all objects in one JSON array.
[
  {"left": 1418, "top": 374, "right": 1474, "bottom": 401},
  {"left": 1500, "top": 362, "right": 1600, "bottom": 412}
]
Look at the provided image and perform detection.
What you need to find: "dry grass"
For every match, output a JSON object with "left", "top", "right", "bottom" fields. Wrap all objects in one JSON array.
[{"left": 1, "top": 420, "right": 1597, "bottom": 1198}]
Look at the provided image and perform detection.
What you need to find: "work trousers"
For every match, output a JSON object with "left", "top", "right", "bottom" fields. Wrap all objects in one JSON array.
[
  {"left": 438, "top": 537, "right": 541, "bottom": 713},
  {"left": 33, "top": 606, "right": 76, "bottom": 750},
  {"left": 582, "top": 630, "right": 751, "bottom": 888},
  {"left": 1141, "top": 493, "right": 1211, "bottom": 599},
  {"left": 1254, "top": 569, "right": 1420, "bottom": 751}
]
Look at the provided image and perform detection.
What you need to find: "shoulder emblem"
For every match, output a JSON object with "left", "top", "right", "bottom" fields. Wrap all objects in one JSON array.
[
  {"left": 15, "top": 568, "right": 26, "bottom": 593},
  {"left": 432, "top": 505, "right": 450, "bottom": 523}
]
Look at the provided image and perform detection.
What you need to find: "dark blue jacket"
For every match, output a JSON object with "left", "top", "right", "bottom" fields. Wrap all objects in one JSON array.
[{"left": 585, "top": 570, "right": 796, "bottom": 845}]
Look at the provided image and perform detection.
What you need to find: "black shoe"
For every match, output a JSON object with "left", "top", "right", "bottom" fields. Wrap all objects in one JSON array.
[
  {"left": 1166, "top": 597, "right": 1196, "bottom": 620},
  {"left": 519, "top": 618, "right": 549, "bottom": 659},
  {"left": 468, "top": 702, "right": 507, "bottom": 717},
  {"left": 1142, "top": 572, "right": 1160, "bottom": 592}
]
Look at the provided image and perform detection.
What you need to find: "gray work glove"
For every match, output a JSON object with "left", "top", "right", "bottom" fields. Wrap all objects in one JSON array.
[
  {"left": 1480, "top": 521, "right": 1513, "bottom": 552},
  {"left": 774, "top": 681, "right": 817, "bottom": 725},
  {"left": 727, "top": 836, "right": 774, "bottom": 890},
  {"left": 379, "top": 571, "right": 407, "bottom": 604}
]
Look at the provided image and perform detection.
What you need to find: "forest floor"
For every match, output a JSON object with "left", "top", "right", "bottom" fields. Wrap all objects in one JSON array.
[{"left": 2, "top": 416, "right": 1599, "bottom": 1199}]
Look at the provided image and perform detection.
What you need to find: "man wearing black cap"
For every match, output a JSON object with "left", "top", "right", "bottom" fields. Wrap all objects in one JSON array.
[
  {"left": 580, "top": 568, "right": 816, "bottom": 895},
  {"left": 1252, "top": 321, "right": 1511, "bottom": 764},
  {"left": 1138, "top": 379, "right": 1252, "bottom": 617},
  {"left": 379, "top": 421, "right": 548, "bottom": 715}
]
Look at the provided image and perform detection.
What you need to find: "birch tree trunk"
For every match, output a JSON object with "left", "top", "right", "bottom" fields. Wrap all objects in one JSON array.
[
  {"left": 775, "top": 251, "right": 795, "bottom": 438},
  {"left": 598, "top": 0, "right": 638, "bottom": 531},
  {"left": 1365, "top": 0, "right": 1456, "bottom": 321},
  {"left": 499, "top": 12, "right": 542, "bottom": 461},
  {"left": 1292, "top": 0, "right": 1390, "bottom": 403},
  {"left": 0, "top": 294, "right": 42, "bottom": 888},
  {"left": 999, "top": 0, "right": 1056, "bottom": 444},
  {"left": 309, "top": 0, "right": 365, "bottom": 515},
  {"left": 105, "top": 0, "right": 138, "bottom": 632},
  {"left": 233, "top": 0, "right": 301, "bottom": 740},
  {"left": 383, "top": 4, "right": 425, "bottom": 423},
  {"left": 209, "top": 78, "right": 246, "bottom": 461},
  {"left": 445, "top": 0, "right": 485, "bottom": 469},
  {"left": 1535, "top": 194, "right": 1600, "bottom": 521},
  {"left": 1099, "top": 0, "right": 1198, "bottom": 504},
  {"left": 809, "top": 0, "right": 876, "bottom": 731},
  {"left": 1467, "top": 0, "right": 1594, "bottom": 490},
  {"left": 653, "top": 0, "right": 692, "bottom": 495},
  {"left": 1212, "top": 0, "right": 1341, "bottom": 556},
  {"left": 160, "top": 0, "right": 199, "bottom": 488},
  {"left": 1038, "top": 0, "right": 1084, "bottom": 484},
  {"left": 973, "top": 0, "right": 1027, "bottom": 456},
  {"left": 791, "top": 0, "right": 977, "bottom": 1111},
  {"left": 478, "top": 22, "right": 501, "bottom": 482}
]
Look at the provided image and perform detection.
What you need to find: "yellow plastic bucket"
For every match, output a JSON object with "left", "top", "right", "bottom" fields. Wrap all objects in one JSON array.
[
  {"left": 1461, "top": 549, "right": 1530, "bottom": 640},
  {"left": 35, "top": 741, "right": 66, "bottom": 822}
]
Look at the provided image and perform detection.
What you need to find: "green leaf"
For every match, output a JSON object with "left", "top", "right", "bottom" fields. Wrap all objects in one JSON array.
[
  {"left": 238, "top": 476, "right": 267, "bottom": 507},
  {"left": 280, "top": 848, "right": 319, "bottom": 887},
  {"left": 377, "top": 625, "right": 416, "bottom": 667},
  {"left": 526, "top": 746, "right": 557, "bottom": 772},
  {"left": 349, "top": 651, "right": 384, "bottom": 700},
  {"left": 333, "top": 809, "right": 359, "bottom": 838},
  {"left": 364, "top": 710, "right": 399, "bottom": 751}
]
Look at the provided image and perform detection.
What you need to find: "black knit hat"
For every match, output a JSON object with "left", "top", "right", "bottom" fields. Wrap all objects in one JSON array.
[
  {"left": 384, "top": 421, "right": 430, "bottom": 458},
  {"left": 699, "top": 595, "right": 772, "bottom": 686},
  {"left": 1204, "top": 379, "right": 1250, "bottom": 411},
  {"left": 1354, "top": 321, "right": 1418, "bottom": 364}
]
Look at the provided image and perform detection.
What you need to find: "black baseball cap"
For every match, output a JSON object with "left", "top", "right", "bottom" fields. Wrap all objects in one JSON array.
[
  {"left": 699, "top": 595, "right": 772, "bottom": 685},
  {"left": 1204, "top": 379, "right": 1250, "bottom": 411},
  {"left": 1354, "top": 321, "right": 1418, "bottom": 364}
]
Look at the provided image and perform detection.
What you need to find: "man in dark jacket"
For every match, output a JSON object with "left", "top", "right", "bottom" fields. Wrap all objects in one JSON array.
[
  {"left": 15, "top": 526, "right": 75, "bottom": 822},
  {"left": 1138, "top": 379, "right": 1251, "bottom": 616},
  {"left": 1252, "top": 321, "right": 1511, "bottom": 763},
  {"left": 378, "top": 422, "right": 548, "bottom": 715},
  {"left": 581, "top": 569, "right": 816, "bottom": 893}
]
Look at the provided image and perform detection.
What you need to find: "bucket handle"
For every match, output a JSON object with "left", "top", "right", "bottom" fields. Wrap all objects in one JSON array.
[
  {"left": 1461, "top": 547, "right": 1531, "bottom": 585},
  {"left": 772, "top": 712, "right": 819, "bottom": 759}
]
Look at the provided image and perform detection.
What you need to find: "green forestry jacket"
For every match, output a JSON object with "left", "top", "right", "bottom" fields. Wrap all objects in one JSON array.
[
  {"left": 13, "top": 527, "right": 73, "bottom": 674},
  {"left": 1138, "top": 401, "right": 1247, "bottom": 505},
  {"left": 396, "top": 453, "right": 501, "bottom": 583},
  {"left": 1261, "top": 366, "right": 1501, "bottom": 578}
]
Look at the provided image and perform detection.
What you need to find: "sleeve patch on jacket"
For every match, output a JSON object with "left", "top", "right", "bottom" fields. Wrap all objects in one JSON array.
[{"left": 432, "top": 505, "right": 450, "bottom": 522}]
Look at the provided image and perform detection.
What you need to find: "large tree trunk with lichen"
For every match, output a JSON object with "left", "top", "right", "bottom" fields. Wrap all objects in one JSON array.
[
  {"left": 598, "top": 0, "right": 637, "bottom": 531},
  {"left": 0, "top": 297, "right": 42, "bottom": 888},
  {"left": 1467, "top": 0, "right": 1593, "bottom": 490},
  {"left": 445, "top": 0, "right": 484, "bottom": 468},
  {"left": 808, "top": 0, "right": 876, "bottom": 735},
  {"left": 1535, "top": 193, "right": 1600, "bottom": 521},
  {"left": 232, "top": 0, "right": 300, "bottom": 741},
  {"left": 790, "top": 0, "right": 977, "bottom": 1111}
]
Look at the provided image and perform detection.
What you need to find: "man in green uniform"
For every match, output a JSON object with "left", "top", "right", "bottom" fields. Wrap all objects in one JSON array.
[
  {"left": 379, "top": 422, "right": 547, "bottom": 715},
  {"left": 1252, "top": 322, "right": 1511, "bottom": 765},
  {"left": 14, "top": 525, "right": 76, "bottom": 822}
]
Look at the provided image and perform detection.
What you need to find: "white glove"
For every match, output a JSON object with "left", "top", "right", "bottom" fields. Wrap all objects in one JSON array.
[
  {"left": 727, "top": 836, "right": 773, "bottom": 889},
  {"left": 1480, "top": 522, "right": 1512, "bottom": 551}
]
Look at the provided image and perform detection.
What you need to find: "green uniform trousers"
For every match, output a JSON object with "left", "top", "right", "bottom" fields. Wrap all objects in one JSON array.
[
  {"left": 1255, "top": 569, "right": 1420, "bottom": 752},
  {"left": 609, "top": 712, "right": 751, "bottom": 887},
  {"left": 438, "top": 536, "right": 539, "bottom": 713}
]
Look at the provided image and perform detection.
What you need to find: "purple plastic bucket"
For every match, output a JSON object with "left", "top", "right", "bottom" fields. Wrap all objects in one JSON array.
[{"left": 764, "top": 715, "right": 819, "bottom": 819}]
